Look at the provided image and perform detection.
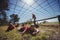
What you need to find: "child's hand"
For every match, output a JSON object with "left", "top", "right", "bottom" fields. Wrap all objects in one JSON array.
[{"left": 32, "top": 32, "right": 36, "bottom": 34}]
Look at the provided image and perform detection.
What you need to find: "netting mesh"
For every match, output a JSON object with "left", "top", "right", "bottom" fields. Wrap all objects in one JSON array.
[{"left": 6, "top": 0, "right": 60, "bottom": 22}]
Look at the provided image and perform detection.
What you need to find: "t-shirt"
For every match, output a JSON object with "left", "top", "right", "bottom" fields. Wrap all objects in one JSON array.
[{"left": 23, "top": 26, "right": 30, "bottom": 31}]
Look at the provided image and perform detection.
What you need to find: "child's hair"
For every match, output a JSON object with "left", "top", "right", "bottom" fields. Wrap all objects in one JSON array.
[{"left": 15, "top": 23, "right": 19, "bottom": 27}]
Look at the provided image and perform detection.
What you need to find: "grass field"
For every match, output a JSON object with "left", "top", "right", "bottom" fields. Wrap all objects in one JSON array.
[{"left": 0, "top": 23, "right": 60, "bottom": 40}]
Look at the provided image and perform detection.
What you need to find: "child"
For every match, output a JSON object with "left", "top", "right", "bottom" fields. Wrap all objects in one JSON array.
[
  {"left": 6, "top": 23, "right": 19, "bottom": 32},
  {"left": 19, "top": 23, "right": 39, "bottom": 36},
  {"left": 18, "top": 23, "right": 30, "bottom": 34}
]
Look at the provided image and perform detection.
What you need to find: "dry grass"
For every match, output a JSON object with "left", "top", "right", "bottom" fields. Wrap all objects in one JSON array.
[{"left": 0, "top": 23, "right": 60, "bottom": 40}]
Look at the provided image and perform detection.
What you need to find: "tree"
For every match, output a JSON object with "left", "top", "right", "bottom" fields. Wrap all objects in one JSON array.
[
  {"left": 10, "top": 14, "right": 20, "bottom": 24},
  {"left": 0, "top": 0, "right": 9, "bottom": 26},
  {"left": 0, "top": 11, "right": 8, "bottom": 26},
  {"left": 26, "top": 20, "right": 32, "bottom": 25},
  {"left": 0, "top": 0, "right": 9, "bottom": 11},
  {"left": 1, "top": 11, "right": 7, "bottom": 21}
]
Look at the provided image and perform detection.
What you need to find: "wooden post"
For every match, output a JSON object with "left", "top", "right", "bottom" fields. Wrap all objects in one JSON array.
[{"left": 57, "top": 15, "right": 60, "bottom": 26}]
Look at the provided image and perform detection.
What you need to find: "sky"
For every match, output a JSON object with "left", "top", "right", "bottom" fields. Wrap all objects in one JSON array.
[{"left": 6, "top": 0, "right": 60, "bottom": 23}]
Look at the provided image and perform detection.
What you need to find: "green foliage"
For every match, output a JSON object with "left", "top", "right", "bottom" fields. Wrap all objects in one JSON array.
[
  {"left": 0, "top": 0, "right": 9, "bottom": 10},
  {"left": 0, "top": 11, "right": 9, "bottom": 26},
  {"left": 10, "top": 14, "right": 20, "bottom": 23},
  {"left": 0, "top": 0, "right": 9, "bottom": 26},
  {"left": 26, "top": 21, "right": 33, "bottom": 25}
]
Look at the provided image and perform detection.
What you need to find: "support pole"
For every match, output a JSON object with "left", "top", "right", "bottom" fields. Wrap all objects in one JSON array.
[{"left": 57, "top": 15, "right": 60, "bottom": 26}]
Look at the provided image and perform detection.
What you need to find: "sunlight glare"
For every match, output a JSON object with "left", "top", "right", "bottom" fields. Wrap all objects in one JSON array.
[{"left": 23, "top": 0, "right": 34, "bottom": 5}]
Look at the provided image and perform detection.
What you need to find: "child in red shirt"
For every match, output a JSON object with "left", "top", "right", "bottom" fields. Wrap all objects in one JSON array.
[
  {"left": 19, "top": 23, "right": 30, "bottom": 34},
  {"left": 19, "top": 23, "right": 39, "bottom": 35}
]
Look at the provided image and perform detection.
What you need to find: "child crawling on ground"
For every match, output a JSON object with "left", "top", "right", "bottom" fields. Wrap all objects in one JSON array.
[
  {"left": 6, "top": 23, "right": 19, "bottom": 32},
  {"left": 18, "top": 23, "right": 39, "bottom": 35}
]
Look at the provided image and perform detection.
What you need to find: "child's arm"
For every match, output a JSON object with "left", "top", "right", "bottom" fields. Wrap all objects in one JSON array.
[
  {"left": 10, "top": 23, "right": 16, "bottom": 29},
  {"left": 21, "top": 27, "right": 27, "bottom": 34}
]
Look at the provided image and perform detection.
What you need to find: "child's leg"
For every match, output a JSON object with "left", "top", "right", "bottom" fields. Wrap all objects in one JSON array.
[
  {"left": 6, "top": 26, "right": 14, "bottom": 32},
  {"left": 29, "top": 30, "right": 35, "bottom": 35}
]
